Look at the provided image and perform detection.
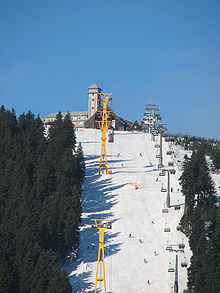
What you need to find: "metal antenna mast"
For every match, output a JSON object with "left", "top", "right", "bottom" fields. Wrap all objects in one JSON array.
[
  {"left": 156, "top": 124, "right": 167, "bottom": 168},
  {"left": 91, "top": 219, "right": 112, "bottom": 293},
  {"left": 141, "top": 104, "right": 162, "bottom": 137},
  {"left": 162, "top": 168, "right": 176, "bottom": 208},
  {"left": 97, "top": 93, "right": 112, "bottom": 175}
]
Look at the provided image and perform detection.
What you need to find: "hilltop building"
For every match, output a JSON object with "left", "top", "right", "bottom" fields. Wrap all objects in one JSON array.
[
  {"left": 42, "top": 83, "right": 132, "bottom": 130},
  {"left": 42, "top": 111, "right": 88, "bottom": 128}
]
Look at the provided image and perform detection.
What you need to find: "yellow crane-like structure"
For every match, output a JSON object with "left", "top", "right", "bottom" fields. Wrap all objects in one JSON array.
[
  {"left": 97, "top": 93, "right": 112, "bottom": 175},
  {"left": 91, "top": 219, "right": 112, "bottom": 293}
]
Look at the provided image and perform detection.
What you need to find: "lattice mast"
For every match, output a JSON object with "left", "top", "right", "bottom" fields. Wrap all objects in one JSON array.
[
  {"left": 157, "top": 124, "right": 167, "bottom": 168},
  {"left": 91, "top": 219, "right": 112, "bottom": 293},
  {"left": 97, "top": 93, "right": 112, "bottom": 175}
]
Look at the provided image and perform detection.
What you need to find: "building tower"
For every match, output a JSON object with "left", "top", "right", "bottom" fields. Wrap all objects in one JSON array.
[{"left": 87, "top": 83, "right": 102, "bottom": 119}]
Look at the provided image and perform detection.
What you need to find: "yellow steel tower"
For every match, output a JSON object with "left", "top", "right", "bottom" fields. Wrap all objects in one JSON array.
[
  {"left": 91, "top": 219, "right": 112, "bottom": 293},
  {"left": 97, "top": 93, "right": 112, "bottom": 175}
]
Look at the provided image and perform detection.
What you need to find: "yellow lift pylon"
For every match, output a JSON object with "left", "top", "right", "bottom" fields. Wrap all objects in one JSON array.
[
  {"left": 91, "top": 219, "right": 112, "bottom": 293},
  {"left": 97, "top": 93, "right": 112, "bottom": 175}
]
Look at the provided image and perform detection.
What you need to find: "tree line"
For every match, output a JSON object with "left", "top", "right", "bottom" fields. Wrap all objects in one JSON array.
[
  {"left": 165, "top": 134, "right": 220, "bottom": 171},
  {"left": 0, "top": 106, "right": 85, "bottom": 292},
  {"left": 179, "top": 147, "right": 220, "bottom": 292}
]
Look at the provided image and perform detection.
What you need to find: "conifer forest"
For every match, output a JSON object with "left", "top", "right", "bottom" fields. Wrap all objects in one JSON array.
[
  {"left": 179, "top": 150, "right": 220, "bottom": 293},
  {"left": 0, "top": 106, "right": 85, "bottom": 292}
]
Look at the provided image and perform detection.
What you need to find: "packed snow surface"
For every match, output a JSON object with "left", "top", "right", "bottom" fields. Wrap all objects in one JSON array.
[{"left": 66, "top": 129, "right": 193, "bottom": 293}]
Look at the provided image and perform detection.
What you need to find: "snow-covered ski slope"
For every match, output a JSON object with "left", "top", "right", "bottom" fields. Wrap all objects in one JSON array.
[{"left": 66, "top": 129, "right": 192, "bottom": 293}]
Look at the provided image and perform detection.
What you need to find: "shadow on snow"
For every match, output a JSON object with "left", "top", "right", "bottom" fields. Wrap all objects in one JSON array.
[{"left": 65, "top": 154, "right": 123, "bottom": 292}]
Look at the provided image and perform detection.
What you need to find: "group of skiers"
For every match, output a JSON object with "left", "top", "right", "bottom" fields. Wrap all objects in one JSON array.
[{"left": 128, "top": 233, "right": 161, "bottom": 286}]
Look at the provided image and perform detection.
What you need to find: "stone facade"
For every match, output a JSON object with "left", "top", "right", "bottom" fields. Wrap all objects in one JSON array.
[
  {"left": 42, "top": 111, "right": 88, "bottom": 128},
  {"left": 87, "top": 83, "right": 102, "bottom": 119}
]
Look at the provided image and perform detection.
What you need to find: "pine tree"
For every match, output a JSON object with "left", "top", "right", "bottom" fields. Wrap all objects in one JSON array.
[{"left": 76, "top": 142, "right": 86, "bottom": 185}]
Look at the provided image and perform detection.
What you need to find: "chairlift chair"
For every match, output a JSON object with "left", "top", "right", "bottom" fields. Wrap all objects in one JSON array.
[
  {"left": 159, "top": 171, "right": 165, "bottom": 176},
  {"left": 168, "top": 262, "right": 175, "bottom": 272},
  {"left": 168, "top": 162, "right": 174, "bottom": 166},
  {"left": 164, "top": 228, "right": 171, "bottom": 232},
  {"left": 179, "top": 241, "right": 185, "bottom": 249},
  {"left": 154, "top": 144, "right": 160, "bottom": 148},
  {"left": 168, "top": 268, "right": 175, "bottom": 272},
  {"left": 166, "top": 246, "right": 172, "bottom": 251},
  {"left": 161, "top": 188, "right": 167, "bottom": 192},
  {"left": 175, "top": 205, "right": 181, "bottom": 210},
  {"left": 162, "top": 208, "right": 169, "bottom": 213},
  {"left": 181, "top": 257, "right": 188, "bottom": 268},
  {"left": 158, "top": 164, "right": 163, "bottom": 169},
  {"left": 156, "top": 154, "right": 161, "bottom": 159}
]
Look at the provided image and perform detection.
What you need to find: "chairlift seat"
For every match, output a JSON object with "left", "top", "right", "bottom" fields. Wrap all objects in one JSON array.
[
  {"left": 154, "top": 144, "right": 160, "bottom": 148},
  {"left": 158, "top": 164, "right": 163, "bottom": 169},
  {"left": 168, "top": 268, "right": 175, "bottom": 272},
  {"left": 179, "top": 243, "right": 185, "bottom": 249},
  {"left": 181, "top": 261, "right": 187, "bottom": 268},
  {"left": 168, "top": 162, "right": 174, "bottom": 166},
  {"left": 166, "top": 246, "right": 172, "bottom": 251},
  {"left": 164, "top": 228, "right": 171, "bottom": 232},
  {"left": 162, "top": 208, "right": 169, "bottom": 213},
  {"left": 161, "top": 188, "right": 167, "bottom": 192},
  {"left": 175, "top": 205, "right": 180, "bottom": 210},
  {"left": 159, "top": 172, "right": 165, "bottom": 176},
  {"left": 156, "top": 155, "right": 161, "bottom": 158}
]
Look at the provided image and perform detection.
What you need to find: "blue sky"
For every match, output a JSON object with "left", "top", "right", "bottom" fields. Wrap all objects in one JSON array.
[{"left": 1, "top": 0, "right": 220, "bottom": 139}]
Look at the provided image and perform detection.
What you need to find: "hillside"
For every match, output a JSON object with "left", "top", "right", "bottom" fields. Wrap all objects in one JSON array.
[{"left": 66, "top": 129, "right": 194, "bottom": 293}]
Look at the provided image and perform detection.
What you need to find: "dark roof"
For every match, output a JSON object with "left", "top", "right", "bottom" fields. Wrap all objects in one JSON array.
[
  {"left": 88, "top": 83, "right": 102, "bottom": 90},
  {"left": 129, "top": 120, "right": 142, "bottom": 131},
  {"left": 84, "top": 106, "right": 130, "bottom": 130}
]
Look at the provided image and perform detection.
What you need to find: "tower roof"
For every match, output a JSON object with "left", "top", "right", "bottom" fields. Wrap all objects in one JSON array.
[{"left": 88, "top": 83, "right": 102, "bottom": 90}]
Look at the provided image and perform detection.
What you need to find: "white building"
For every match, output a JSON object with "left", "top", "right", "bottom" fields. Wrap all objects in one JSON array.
[
  {"left": 42, "top": 111, "right": 88, "bottom": 128},
  {"left": 42, "top": 83, "right": 103, "bottom": 128}
]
